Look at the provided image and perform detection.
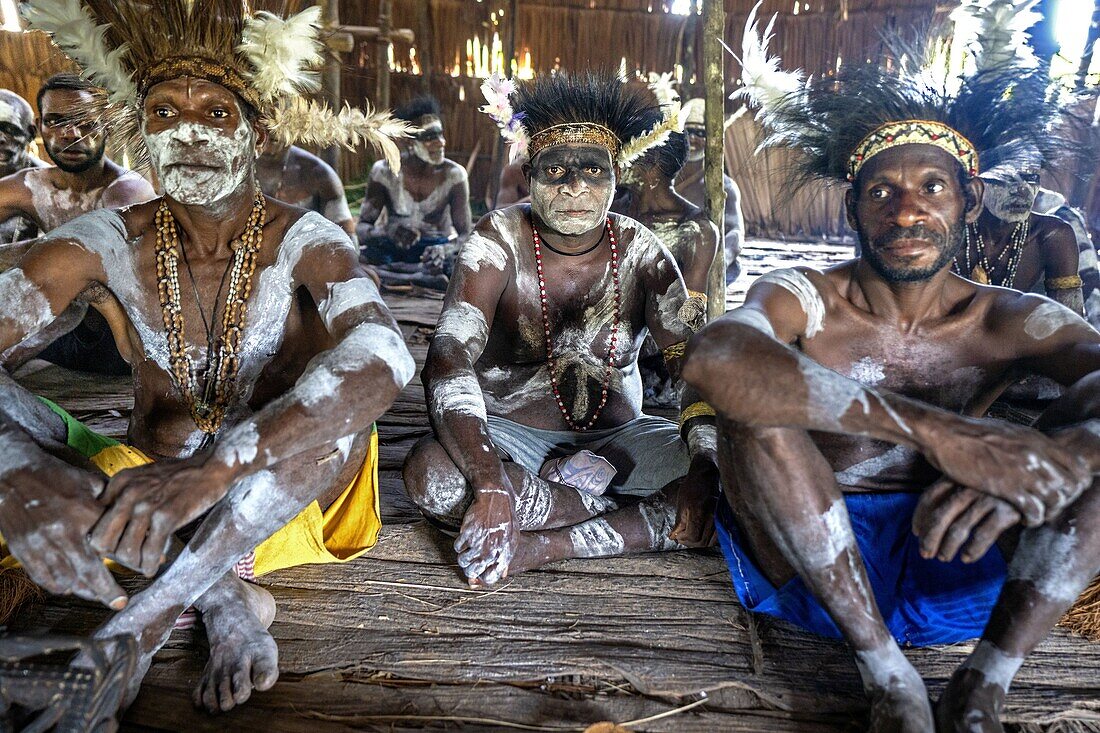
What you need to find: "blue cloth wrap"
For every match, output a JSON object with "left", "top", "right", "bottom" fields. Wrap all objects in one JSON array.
[{"left": 714, "top": 492, "right": 1008, "bottom": 646}]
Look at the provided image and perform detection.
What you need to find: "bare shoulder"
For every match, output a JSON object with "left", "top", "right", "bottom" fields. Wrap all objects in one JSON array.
[
  {"left": 457, "top": 207, "right": 520, "bottom": 274},
  {"left": 289, "top": 146, "right": 340, "bottom": 182},
  {"left": 0, "top": 166, "right": 32, "bottom": 191},
  {"left": 103, "top": 166, "right": 156, "bottom": 205},
  {"left": 439, "top": 158, "right": 468, "bottom": 184},
  {"left": 985, "top": 286, "right": 1098, "bottom": 344}
]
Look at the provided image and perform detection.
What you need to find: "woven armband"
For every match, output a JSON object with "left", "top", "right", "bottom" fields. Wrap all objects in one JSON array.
[
  {"left": 679, "top": 401, "right": 716, "bottom": 430},
  {"left": 1046, "top": 275, "right": 1083, "bottom": 290},
  {"left": 662, "top": 340, "right": 687, "bottom": 362}
]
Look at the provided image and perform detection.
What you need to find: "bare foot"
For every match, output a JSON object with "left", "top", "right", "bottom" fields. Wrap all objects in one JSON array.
[
  {"left": 193, "top": 578, "right": 279, "bottom": 713},
  {"left": 865, "top": 670, "right": 934, "bottom": 733},
  {"left": 935, "top": 668, "right": 1006, "bottom": 733}
]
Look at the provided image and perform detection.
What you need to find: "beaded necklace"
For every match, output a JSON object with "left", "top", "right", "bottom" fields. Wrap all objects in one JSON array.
[
  {"left": 532, "top": 217, "right": 621, "bottom": 432},
  {"left": 959, "top": 219, "right": 1030, "bottom": 287},
  {"left": 154, "top": 189, "right": 266, "bottom": 436}
]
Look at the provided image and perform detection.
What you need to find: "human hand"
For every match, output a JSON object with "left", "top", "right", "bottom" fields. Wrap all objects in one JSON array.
[
  {"left": 912, "top": 478, "right": 1022, "bottom": 563},
  {"left": 669, "top": 460, "right": 719, "bottom": 547},
  {"left": 420, "top": 244, "right": 450, "bottom": 272},
  {"left": 0, "top": 454, "right": 125, "bottom": 608},
  {"left": 917, "top": 414, "right": 1092, "bottom": 526},
  {"left": 90, "top": 456, "right": 232, "bottom": 576},
  {"left": 392, "top": 224, "right": 421, "bottom": 249},
  {"left": 454, "top": 484, "right": 518, "bottom": 586}
]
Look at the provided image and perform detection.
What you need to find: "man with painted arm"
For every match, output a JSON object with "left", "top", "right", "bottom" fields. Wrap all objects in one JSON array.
[
  {"left": 403, "top": 72, "right": 721, "bottom": 586},
  {"left": 258, "top": 139, "right": 357, "bottom": 238},
  {"left": 0, "top": 0, "right": 413, "bottom": 715},
  {"left": 682, "top": 34, "right": 1100, "bottom": 733},
  {"left": 0, "top": 74, "right": 155, "bottom": 375}
]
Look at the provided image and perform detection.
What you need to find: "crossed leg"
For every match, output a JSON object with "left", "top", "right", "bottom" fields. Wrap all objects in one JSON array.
[
  {"left": 403, "top": 436, "right": 685, "bottom": 579},
  {"left": 716, "top": 420, "right": 933, "bottom": 733}
]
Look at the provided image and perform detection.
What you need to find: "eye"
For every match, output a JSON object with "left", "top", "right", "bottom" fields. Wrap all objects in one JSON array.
[
  {"left": 924, "top": 181, "right": 945, "bottom": 194},
  {"left": 210, "top": 108, "right": 231, "bottom": 119},
  {"left": 583, "top": 166, "right": 603, "bottom": 176},
  {"left": 153, "top": 106, "right": 176, "bottom": 119},
  {"left": 868, "top": 187, "right": 890, "bottom": 200},
  {"left": 545, "top": 165, "right": 564, "bottom": 178}
]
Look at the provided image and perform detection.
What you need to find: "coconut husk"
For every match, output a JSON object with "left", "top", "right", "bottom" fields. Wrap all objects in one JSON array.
[{"left": 1059, "top": 573, "right": 1100, "bottom": 641}]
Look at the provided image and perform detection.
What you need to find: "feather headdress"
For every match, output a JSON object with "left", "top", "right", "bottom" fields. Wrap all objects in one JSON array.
[
  {"left": 732, "top": 1, "right": 1064, "bottom": 186},
  {"left": 953, "top": 0, "right": 1042, "bottom": 72},
  {"left": 480, "top": 70, "right": 666, "bottom": 168},
  {"left": 730, "top": 1, "right": 804, "bottom": 121},
  {"left": 22, "top": 0, "right": 411, "bottom": 167},
  {"left": 617, "top": 72, "right": 684, "bottom": 168}
]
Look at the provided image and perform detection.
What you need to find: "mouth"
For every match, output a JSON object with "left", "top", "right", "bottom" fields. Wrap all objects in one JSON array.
[
  {"left": 556, "top": 209, "right": 595, "bottom": 217},
  {"left": 878, "top": 238, "right": 935, "bottom": 258},
  {"left": 164, "top": 161, "right": 220, "bottom": 172}
]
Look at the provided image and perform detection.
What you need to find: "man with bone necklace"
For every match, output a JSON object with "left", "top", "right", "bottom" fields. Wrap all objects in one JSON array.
[
  {"left": 403, "top": 72, "right": 721, "bottom": 586},
  {"left": 0, "top": 0, "right": 413, "bottom": 714},
  {"left": 683, "top": 11, "right": 1100, "bottom": 732}
]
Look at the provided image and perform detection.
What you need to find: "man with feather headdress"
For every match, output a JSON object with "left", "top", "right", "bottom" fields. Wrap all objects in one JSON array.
[
  {"left": 682, "top": 5, "right": 1100, "bottom": 731},
  {"left": 0, "top": 0, "right": 413, "bottom": 715},
  {"left": 402, "top": 71, "right": 721, "bottom": 587}
]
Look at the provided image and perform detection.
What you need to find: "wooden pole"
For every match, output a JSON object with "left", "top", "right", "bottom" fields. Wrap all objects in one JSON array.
[
  {"left": 702, "top": 0, "right": 726, "bottom": 320},
  {"left": 416, "top": 0, "right": 433, "bottom": 94},
  {"left": 376, "top": 0, "right": 393, "bottom": 110},
  {"left": 319, "top": 0, "right": 342, "bottom": 171},
  {"left": 488, "top": 0, "right": 518, "bottom": 209}
]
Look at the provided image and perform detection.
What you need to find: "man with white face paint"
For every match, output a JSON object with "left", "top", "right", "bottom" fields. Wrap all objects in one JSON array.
[
  {"left": 684, "top": 22, "right": 1100, "bottom": 732},
  {"left": 954, "top": 164, "right": 1086, "bottom": 315},
  {"left": 257, "top": 139, "right": 356, "bottom": 238},
  {"left": 0, "top": 88, "right": 47, "bottom": 244},
  {"left": 675, "top": 98, "right": 744, "bottom": 283},
  {"left": 0, "top": 0, "right": 413, "bottom": 717},
  {"left": 403, "top": 71, "right": 721, "bottom": 588},
  {"left": 358, "top": 96, "right": 472, "bottom": 282}
]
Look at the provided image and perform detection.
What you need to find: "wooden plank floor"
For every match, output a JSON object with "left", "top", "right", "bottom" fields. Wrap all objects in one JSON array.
[{"left": 9, "top": 239, "right": 1100, "bottom": 732}]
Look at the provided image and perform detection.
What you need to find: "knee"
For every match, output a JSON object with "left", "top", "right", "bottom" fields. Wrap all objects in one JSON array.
[{"left": 402, "top": 437, "right": 470, "bottom": 522}]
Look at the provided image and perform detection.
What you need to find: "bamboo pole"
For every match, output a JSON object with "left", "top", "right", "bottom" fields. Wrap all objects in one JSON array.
[
  {"left": 376, "top": 0, "right": 393, "bottom": 110},
  {"left": 488, "top": 0, "right": 518, "bottom": 209},
  {"left": 319, "top": 0, "right": 342, "bottom": 171},
  {"left": 702, "top": 0, "right": 726, "bottom": 320}
]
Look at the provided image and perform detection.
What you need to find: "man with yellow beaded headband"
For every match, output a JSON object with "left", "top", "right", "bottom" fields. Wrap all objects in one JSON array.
[
  {"left": 0, "top": 0, "right": 414, "bottom": 717},
  {"left": 682, "top": 5, "right": 1100, "bottom": 731},
  {"left": 403, "top": 70, "right": 722, "bottom": 588}
]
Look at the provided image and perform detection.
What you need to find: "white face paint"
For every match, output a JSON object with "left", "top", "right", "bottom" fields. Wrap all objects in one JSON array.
[
  {"left": 982, "top": 173, "right": 1039, "bottom": 224},
  {"left": 961, "top": 640, "right": 1024, "bottom": 693},
  {"left": 1023, "top": 300, "right": 1089, "bottom": 341},
  {"left": 143, "top": 117, "right": 256, "bottom": 207},
  {"left": 754, "top": 268, "right": 825, "bottom": 339}
]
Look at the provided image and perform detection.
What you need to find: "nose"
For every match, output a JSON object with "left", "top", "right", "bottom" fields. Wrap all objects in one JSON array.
[
  {"left": 559, "top": 168, "right": 589, "bottom": 196},
  {"left": 889, "top": 188, "right": 928, "bottom": 227}
]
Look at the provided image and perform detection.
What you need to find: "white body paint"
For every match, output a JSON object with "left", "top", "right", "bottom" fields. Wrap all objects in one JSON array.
[
  {"left": 143, "top": 119, "right": 255, "bottom": 207},
  {"left": 834, "top": 445, "right": 916, "bottom": 486},
  {"left": 755, "top": 268, "right": 825, "bottom": 339},
  {"left": 368, "top": 160, "right": 464, "bottom": 238},
  {"left": 854, "top": 643, "right": 925, "bottom": 695},
  {"left": 322, "top": 197, "right": 352, "bottom": 224},
  {"left": 726, "top": 307, "right": 776, "bottom": 338},
  {"left": 434, "top": 301, "right": 489, "bottom": 352},
  {"left": 687, "top": 424, "right": 718, "bottom": 459},
  {"left": 514, "top": 471, "right": 553, "bottom": 528},
  {"left": 800, "top": 361, "right": 871, "bottom": 427},
  {"left": 568, "top": 518, "right": 626, "bottom": 558},
  {"left": 23, "top": 169, "right": 144, "bottom": 233},
  {"left": 0, "top": 437, "right": 36, "bottom": 481},
  {"left": 0, "top": 268, "right": 55, "bottom": 336},
  {"left": 637, "top": 496, "right": 680, "bottom": 552},
  {"left": 961, "top": 640, "right": 1024, "bottom": 693},
  {"left": 1008, "top": 524, "right": 1083, "bottom": 604},
  {"left": 802, "top": 498, "right": 853, "bottom": 570},
  {"left": 1023, "top": 300, "right": 1089, "bottom": 341},
  {"left": 431, "top": 372, "right": 488, "bottom": 422},
  {"left": 849, "top": 357, "right": 886, "bottom": 386},
  {"left": 456, "top": 232, "right": 508, "bottom": 273},
  {"left": 319, "top": 277, "right": 385, "bottom": 329}
]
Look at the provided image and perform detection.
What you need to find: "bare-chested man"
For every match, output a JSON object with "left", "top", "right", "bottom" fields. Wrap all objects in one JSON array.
[
  {"left": 684, "top": 39, "right": 1100, "bottom": 732},
  {"left": 676, "top": 98, "right": 743, "bottom": 284},
  {"left": 257, "top": 140, "right": 356, "bottom": 238},
  {"left": 955, "top": 164, "right": 1086, "bottom": 315},
  {"left": 0, "top": 74, "right": 155, "bottom": 375},
  {"left": 613, "top": 129, "right": 717, "bottom": 404},
  {"left": 1032, "top": 186, "right": 1100, "bottom": 329},
  {"left": 403, "top": 72, "right": 719, "bottom": 586},
  {"left": 358, "top": 96, "right": 472, "bottom": 276},
  {"left": 1, "top": 0, "right": 412, "bottom": 715},
  {"left": 0, "top": 89, "right": 47, "bottom": 244}
]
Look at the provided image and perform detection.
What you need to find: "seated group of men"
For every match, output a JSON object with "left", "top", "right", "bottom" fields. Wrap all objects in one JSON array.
[{"left": 0, "top": 3, "right": 1096, "bottom": 732}]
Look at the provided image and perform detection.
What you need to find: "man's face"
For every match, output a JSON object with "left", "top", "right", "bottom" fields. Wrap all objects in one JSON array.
[
  {"left": 0, "top": 123, "right": 30, "bottom": 169},
  {"left": 981, "top": 168, "right": 1040, "bottom": 223},
  {"left": 40, "top": 89, "right": 106, "bottom": 173},
  {"left": 412, "top": 119, "right": 446, "bottom": 165},
  {"left": 525, "top": 143, "right": 615, "bottom": 236},
  {"left": 847, "top": 144, "right": 977, "bottom": 283},
  {"left": 141, "top": 77, "right": 259, "bottom": 207},
  {"left": 684, "top": 125, "right": 705, "bottom": 162}
]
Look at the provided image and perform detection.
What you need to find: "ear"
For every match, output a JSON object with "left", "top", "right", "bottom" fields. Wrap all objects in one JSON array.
[
  {"left": 253, "top": 121, "right": 269, "bottom": 157},
  {"left": 521, "top": 162, "right": 533, "bottom": 184},
  {"left": 844, "top": 186, "right": 859, "bottom": 231},
  {"left": 964, "top": 176, "right": 983, "bottom": 224}
]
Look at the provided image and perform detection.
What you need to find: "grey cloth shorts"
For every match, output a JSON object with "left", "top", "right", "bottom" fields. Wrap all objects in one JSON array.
[{"left": 486, "top": 414, "right": 690, "bottom": 497}]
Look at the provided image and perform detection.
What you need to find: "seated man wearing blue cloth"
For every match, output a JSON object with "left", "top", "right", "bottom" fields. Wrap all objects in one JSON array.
[{"left": 682, "top": 18, "right": 1100, "bottom": 733}]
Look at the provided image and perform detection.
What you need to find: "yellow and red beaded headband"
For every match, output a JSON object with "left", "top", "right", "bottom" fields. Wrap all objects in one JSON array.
[
  {"left": 847, "top": 120, "right": 979, "bottom": 182},
  {"left": 526, "top": 122, "right": 622, "bottom": 161}
]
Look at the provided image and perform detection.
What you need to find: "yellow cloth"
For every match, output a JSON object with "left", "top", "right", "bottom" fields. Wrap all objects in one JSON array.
[{"left": 0, "top": 431, "right": 381, "bottom": 578}]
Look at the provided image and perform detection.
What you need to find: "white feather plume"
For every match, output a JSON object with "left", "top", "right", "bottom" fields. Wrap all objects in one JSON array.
[
  {"left": 239, "top": 6, "right": 325, "bottom": 103},
  {"left": 266, "top": 98, "right": 414, "bottom": 173},
  {"left": 22, "top": 0, "right": 137, "bottom": 105},
  {"left": 953, "top": 0, "right": 1041, "bottom": 72},
  {"left": 730, "top": 0, "right": 803, "bottom": 117}
]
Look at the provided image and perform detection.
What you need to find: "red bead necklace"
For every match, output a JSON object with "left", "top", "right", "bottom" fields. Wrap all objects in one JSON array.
[{"left": 531, "top": 217, "right": 621, "bottom": 431}]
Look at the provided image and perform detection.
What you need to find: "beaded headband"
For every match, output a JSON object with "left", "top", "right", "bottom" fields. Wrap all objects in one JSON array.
[
  {"left": 144, "top": 57, "right": 262, "bottom": 111},
  {"left": 847, "top": 120, "right": 979, "bottom": 182},
  {"left": 527, "top": 123, "right": 622, "bottom": 161}
]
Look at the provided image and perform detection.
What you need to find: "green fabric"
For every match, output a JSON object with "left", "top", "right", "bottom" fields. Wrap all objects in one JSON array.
[{"left": 36, "top": 396, "right": 118, "bottom": 459}]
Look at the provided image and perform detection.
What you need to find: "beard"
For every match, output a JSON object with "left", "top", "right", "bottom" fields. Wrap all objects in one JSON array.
[
  {"left": 47, "top": 139, "right": 105, "bottom": 173},
  {"left": 412, "top": 141, "right": 445, "bottom": 165},
  {"left": 858, "top": 219, "right": 965, "bottom": 283}
]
